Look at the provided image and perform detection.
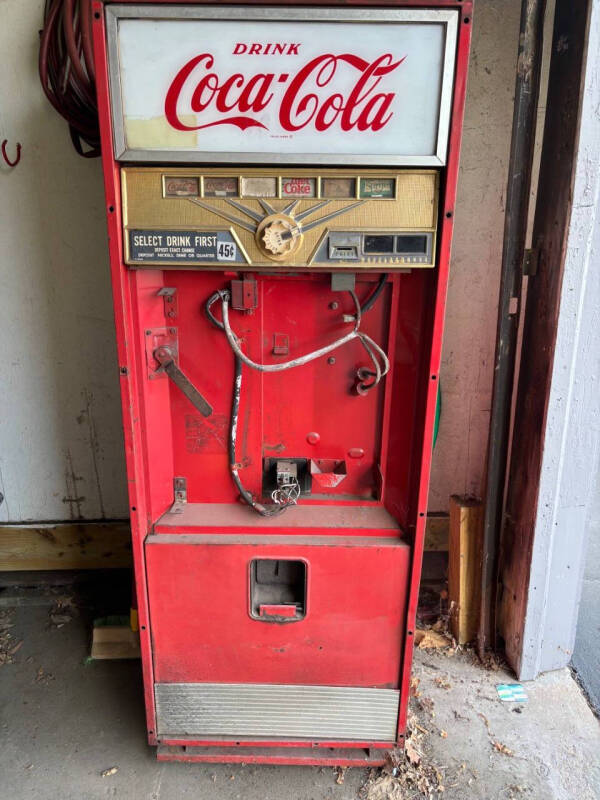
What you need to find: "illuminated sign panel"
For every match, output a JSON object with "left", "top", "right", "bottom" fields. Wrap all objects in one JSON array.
[{"left": 107, "top": 7, "right": 458, "bottom": 165}]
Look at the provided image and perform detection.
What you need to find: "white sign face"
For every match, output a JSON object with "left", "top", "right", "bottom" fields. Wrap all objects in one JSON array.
[{"left": 106, "top": 7, "right": 458, "bottom": 165}]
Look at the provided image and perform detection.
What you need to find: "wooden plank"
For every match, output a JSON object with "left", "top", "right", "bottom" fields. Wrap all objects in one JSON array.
[
  {"left": 0, "top": 515, "right": 447, "bottom": 570},
  {"left": 499, "top": 0, "right": 592, "bottom": 672},
  {"left": 0, "top": 522, "right": 132, "bottom": 571},
  {"left": 449, "top": 496, "right": 483, "bottom": 645},
  {"left": 90, "top": 625, "right": 141, "bottom": 660}
]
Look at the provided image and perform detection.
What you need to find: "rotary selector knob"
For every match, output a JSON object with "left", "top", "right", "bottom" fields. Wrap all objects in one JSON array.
[
  {"left": 256, "top": 213, "right": 302, "bottom": 262},
  {"left": 262, "top": 219, "right": 295, "bottom": 256}
]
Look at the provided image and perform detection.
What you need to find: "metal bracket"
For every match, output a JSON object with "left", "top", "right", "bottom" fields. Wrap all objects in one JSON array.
[
  {"left": 231, "top": 278, "right": 258, "bottom": 310},
  {"left": 168, "top": 477, "right": 187, "bottom": 515},
  {"left": 331, "top": 272, "right": 356, "bottom": 292},
  {"left": 157, "top": 287, "right": 178, "bottom": 320},
  {"left": 523, "top": 247, "right": 540, "bottom": 276},
  {"left": 154, "top": 346, "right": 213, "bottom": 417}
]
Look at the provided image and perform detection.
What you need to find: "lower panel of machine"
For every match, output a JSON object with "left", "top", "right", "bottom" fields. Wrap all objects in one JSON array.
[
  {"left": 155, "top": 682, "right": 399, "bottom": 741},
  {"left": 156, "top": 744, "right": 389, "bottom": 766}
]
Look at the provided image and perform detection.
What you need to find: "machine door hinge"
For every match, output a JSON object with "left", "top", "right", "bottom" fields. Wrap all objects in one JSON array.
[{"left": 522, "top": 246, "right": 540, "bottom": 276}]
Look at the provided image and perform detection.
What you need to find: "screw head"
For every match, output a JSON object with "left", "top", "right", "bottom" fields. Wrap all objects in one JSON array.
[
  {"left": 329, "top": 301, "right": 339, "bottom": 310},
  {"left": 327, "top": 357, "right": 336, "bottom": 365}
]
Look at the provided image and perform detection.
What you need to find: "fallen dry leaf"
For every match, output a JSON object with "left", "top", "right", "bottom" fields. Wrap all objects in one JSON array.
[
  {"left": 35, "top": 667, "right": 54, "bottom": 684},
  {"left": 416, "top": 628, "right": 452, "bottom": 650},
  {"left": 405, "top": 737, "right": 421, "bottom": 766},
  {"left": 435, "top": 675, "right": 452, "bottom": 690},
  {"left": 493, "top": 741, "right": 514, "bottom": 757},
  {"left": 478, "top": 712, "right": 491, "bottom": 731},
  {"left": 101, "top": 766, "right": 118, "bottom": 777},
  {"left": 440, "top": 729, "right": 448, "bottom": 738},
  {"left": 8, "top": 641, "right": 23, "bottom": 656},
  {"left": 419, "top": 696, "right": 435, "bottom": 716},
  {"left": 334, "top": 766, "right": 346, "bottom": 785},
  {"left": 410, "top": 676, "right": 421, "bottom": 697}
]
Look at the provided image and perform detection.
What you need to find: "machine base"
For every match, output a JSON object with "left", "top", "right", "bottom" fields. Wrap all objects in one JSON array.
[{"left": 156, "top": 744, "right": 390, "bottom": 766}]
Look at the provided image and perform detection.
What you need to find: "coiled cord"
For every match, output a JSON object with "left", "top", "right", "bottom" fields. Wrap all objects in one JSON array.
[{"left": 39, "top": 0, "right": 100, "bottom": 157}]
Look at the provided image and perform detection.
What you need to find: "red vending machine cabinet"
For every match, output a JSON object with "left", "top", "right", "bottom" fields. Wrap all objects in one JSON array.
[{"left": 92, "top": 1, "right": 472, "bottom": 765}]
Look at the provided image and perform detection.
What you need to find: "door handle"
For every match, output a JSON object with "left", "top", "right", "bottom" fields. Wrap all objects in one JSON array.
[{"left": 153, "top": 346, "right": 213, "bottom": 417}]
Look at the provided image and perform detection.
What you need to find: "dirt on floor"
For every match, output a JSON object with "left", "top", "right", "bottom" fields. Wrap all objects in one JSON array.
[{"left": 0, "top": 584, "right": 599, "bottom": 800}]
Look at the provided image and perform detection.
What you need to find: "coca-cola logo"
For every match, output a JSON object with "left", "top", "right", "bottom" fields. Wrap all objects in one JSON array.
[{"left": 164, "top": 46, "right": 406, "bottom": 135}]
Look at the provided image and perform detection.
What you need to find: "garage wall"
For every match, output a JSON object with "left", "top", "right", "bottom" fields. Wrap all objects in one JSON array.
[
  {"left": 429, "top": 0, "right": 521, "bottom": 509},
  {"left": 0, "top": 0, "right": 128, "bottom": 521},
  {"left": 0, "top": 0, "right": 520, "bottom": 522}
]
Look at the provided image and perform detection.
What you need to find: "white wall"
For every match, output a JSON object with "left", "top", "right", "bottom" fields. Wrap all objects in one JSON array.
[
  {"left": 0, "top": 0, "right": 520, "bottom": 523},
  {"left": 0, "top": 0, "right": 128, "bottom": 521}
]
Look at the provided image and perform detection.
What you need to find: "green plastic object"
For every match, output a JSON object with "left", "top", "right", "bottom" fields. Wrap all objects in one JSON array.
[{"left": 433, "top": 382, "right": 442, "bottom": 448}]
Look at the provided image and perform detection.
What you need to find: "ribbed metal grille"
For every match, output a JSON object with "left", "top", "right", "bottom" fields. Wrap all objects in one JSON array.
[{"left": 155, "top": 683, "right": 399, "bottom": 741}]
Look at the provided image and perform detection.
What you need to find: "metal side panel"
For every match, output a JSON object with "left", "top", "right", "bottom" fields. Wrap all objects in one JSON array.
[{"left": 155, "top": 683, "right": 400, "bottom": 742}]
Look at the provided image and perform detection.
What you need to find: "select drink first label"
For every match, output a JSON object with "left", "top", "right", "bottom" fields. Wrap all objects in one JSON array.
[{"left": 128, "top": 229, "right": 239, "bottom": 263}]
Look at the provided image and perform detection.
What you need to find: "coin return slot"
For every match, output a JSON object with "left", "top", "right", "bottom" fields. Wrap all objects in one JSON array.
[
  {"left": 250, "top": 559, "right": 307, "bottom": 622},
  {"left": 329, "top": 233, "right": 360, "bottom": 260}
]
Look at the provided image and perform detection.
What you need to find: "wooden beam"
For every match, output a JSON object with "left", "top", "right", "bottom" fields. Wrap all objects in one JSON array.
[
  {"left": 0, "top": 515, "right": 448, "bottom": 571},
  {"left": 0, "top": 522, "right": 132, "bottom": 571},
  {"left": 449, "top": 496, "right": 483, "bottom": 645},
  {"left": 499, "top": 0, "right": 592, "bottom": 672}
]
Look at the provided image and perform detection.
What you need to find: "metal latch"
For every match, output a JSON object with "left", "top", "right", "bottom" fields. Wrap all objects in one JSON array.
[{"left": 153, "top": 346, "right": 213, "bottom": 417}]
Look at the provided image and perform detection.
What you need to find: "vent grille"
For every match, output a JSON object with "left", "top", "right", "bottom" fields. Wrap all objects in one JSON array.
[{"left": 155, "top": 683, "right": 399, "bottom": 741}]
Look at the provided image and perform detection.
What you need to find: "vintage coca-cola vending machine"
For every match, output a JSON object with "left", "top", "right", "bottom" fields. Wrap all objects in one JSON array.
[{"left": 91, "top": 0, "right": 471, "bottom": 765}]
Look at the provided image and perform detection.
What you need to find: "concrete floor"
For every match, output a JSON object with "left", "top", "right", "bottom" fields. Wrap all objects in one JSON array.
[
  {"left": 1, "top": 588, "right": 599, "bottom": 800},
  {"left": 573, "top": 483, "right": 600, "bottom": 713}
]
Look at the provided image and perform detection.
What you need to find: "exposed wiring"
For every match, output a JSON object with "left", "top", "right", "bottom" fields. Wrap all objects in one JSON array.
[
  {"left": 206, "top": 280, "right": 390, "bottom": 516},
  {"left": 39, "top": 0, "right": 100, "bottom": 157},
  {"left": 208, "top": 289, "right": 389, "bottom": 382},
  {"left": 206, "top": 296, "right": 285, "bottom": 517},
  {"left": 361, "top": 273, "right": 388, "bottom": 313},
  {"left": 271, "top": 478, "right": 301, "bottom": 507}
]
